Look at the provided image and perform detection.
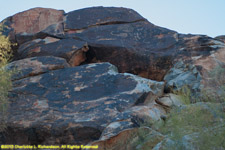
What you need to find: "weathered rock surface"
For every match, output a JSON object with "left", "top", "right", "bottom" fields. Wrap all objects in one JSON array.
[
  {"left": 100, "top": 102, "right": 166, "bottom": 141},
  {"left": 12, "top": 8, "right": 64, "bottom": 34},
  {"left": 6, "top": 56, "right": 69, "bottom": 81},
  {"left": 164, "top": 61, "right": 202, "bottom": 94},
  {"left": 17, "top": 37, "right": 89, "bottom": 66},
  {"left": 64, "top": 6, "right": 145, "bottom": 31},
  {"left": 1, "top": 63, "right": 164, "bottom": 144},
  {"left": 1, "top": 7, "right": 64, "bottom": 43},
  {"left": 156, "top": 93, "right": 184, "bottom": 108},
  {"left": 88, "top": 127, "right": 164, "bottom": 150},
  {"left": 66, "top": 20, "right": 178, "bottom": 81}
]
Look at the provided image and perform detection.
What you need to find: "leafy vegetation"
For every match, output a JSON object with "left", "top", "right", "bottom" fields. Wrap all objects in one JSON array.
[
  {"left": 171, "top": 85, "right": 192, "bottom": 105},
  {"left": 159, "top": 103, "right": 225, "bottom": 150},
  {"left": 0, "top": 23, "right": 14, "bottom": 132}
]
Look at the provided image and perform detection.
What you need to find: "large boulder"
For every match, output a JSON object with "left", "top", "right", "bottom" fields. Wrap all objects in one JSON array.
[
  {"left": 65, "top": 17, "right": 178, "bottom": 81},
  {"left": 63, "top": 7, "right": 225, "bottom": 84},
  {"left": 64, "top": 6, "right": 145, "bottom": 31},
  {"left": 11, "top": 8, "right": 64, "bottom": 34},
  {"left": 1, "top": 63, "right": 164, "bottom": 144},
  {"left": 1, "top": 7, "right": 64, "bottom": 44}
]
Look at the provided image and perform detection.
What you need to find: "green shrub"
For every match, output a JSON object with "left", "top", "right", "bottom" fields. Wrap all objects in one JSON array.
[
  {"left": 171, "top": 85, "right": 192, "bottom": 105},
  {"left": 159, "top": 103, "right": 225, "bottom": 150},
  {"left": 0, "top": 24, "right": 14, "bottom": 132},
  {"left": 155, "top": 65, "right": 225, "bottom": 149}
]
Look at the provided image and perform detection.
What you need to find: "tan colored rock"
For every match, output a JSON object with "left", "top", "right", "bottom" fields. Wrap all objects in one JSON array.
[
  {"left": 193, "top": 44, "right": 225, "bottom": 95},
  {"left": 156, "top": 94, "right": 184, "bottom": 107},
  {"left": 11, "top": 7, "right": 64, "bottom": 34}
]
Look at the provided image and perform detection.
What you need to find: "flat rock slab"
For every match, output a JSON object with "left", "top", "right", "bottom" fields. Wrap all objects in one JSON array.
[
  {"left": 7, "top": 56, "right": 69, "bottom": 81},
  {"left": 2, "top": 63, "right": 164, "bottom": 144},
  {"left": 17, "top": 37, "right": 89, "bottom": 66},
  {"left": 64, "top": 6, "right": 145, "bottom": 30}
]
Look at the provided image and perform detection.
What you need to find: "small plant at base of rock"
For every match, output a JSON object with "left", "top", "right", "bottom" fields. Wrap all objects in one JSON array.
[
  {"left": 159, "top": 103, "right": 225, "bottom": 150},
  {"left": 170, "top": 85, "right": 192, "bottom": 105},
  {"left": 132, "top": 127, "right": 164, "bottom": 150}
]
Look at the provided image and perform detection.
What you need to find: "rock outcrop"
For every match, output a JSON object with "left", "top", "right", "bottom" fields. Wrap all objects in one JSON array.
[{"left": 0, "top": 6, "right": 224, "bottom": 148}]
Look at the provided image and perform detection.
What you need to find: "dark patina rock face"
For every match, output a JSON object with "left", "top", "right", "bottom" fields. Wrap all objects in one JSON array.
[
  {"left": 64, "top": 7, "right": 178, "bottom": 81},
  {"left": 2, "top": 63, "right": 164, "bottom": 144},
  {"left": 67, "top": 21, "right": 178, "bottom": 81},
  {"left": 64, "top": 6, "right": 145, "bottom": 30},
  {"left": 17, "top": 37, "right": 89, "bottom": 66}
]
